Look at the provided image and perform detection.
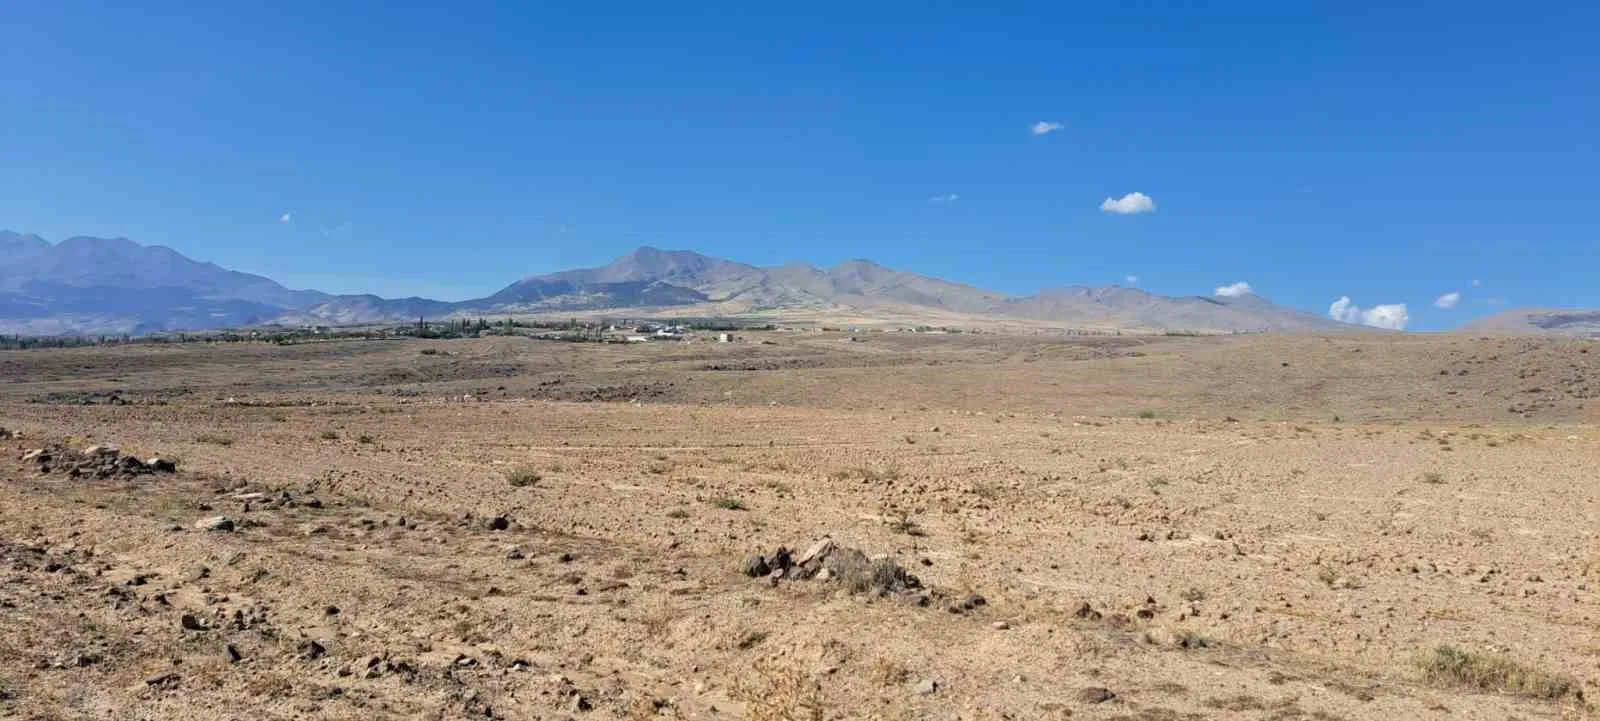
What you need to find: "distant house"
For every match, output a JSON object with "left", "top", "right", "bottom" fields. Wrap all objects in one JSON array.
[{"left": 626, "top": 335, "right": 650, "bottom": 343}]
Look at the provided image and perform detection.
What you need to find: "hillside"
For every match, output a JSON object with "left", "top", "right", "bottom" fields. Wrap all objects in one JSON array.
[{"left": 1459, "top": 308, "right": 1600, "bottom": 338}]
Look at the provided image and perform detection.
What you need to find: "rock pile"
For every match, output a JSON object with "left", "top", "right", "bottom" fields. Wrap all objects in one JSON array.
[
  {"left": 19, "top": 443, "right": 178, "bottom": 479},
  {"left": 0, "top": 427, "right": 17, "bottom": 440},
  {"left": 743, "top": 537, "right": 923, "bottom": 597}
]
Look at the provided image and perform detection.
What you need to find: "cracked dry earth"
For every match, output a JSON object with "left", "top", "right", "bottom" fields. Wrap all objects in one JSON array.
[{"left": 0, "top": 333, "right": 1597, "bottom": 720}]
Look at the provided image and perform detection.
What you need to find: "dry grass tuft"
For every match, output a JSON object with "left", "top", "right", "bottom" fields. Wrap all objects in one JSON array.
[
  {"left": 712, "top": 497, "right": 748, "bottom": 510},
  {"left": 1412, "top": 645, "right": 1575, "bottom": 699},
  {"left": 506, "top": 466, "right": 542, "bottom": 488},
  {"left": 729, "top": 657, "right": 826, "bottom": 721}
]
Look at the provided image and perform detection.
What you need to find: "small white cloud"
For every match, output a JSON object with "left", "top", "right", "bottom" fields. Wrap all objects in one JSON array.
[
  {"left": 1100, "top": 192, "right": 1156, "bottom": 215},
  {"left": 927, "top": 193, "right": 960, "bottom": 204},
  {"left": 1329, "top": 296, "right": 1409, "bottom": 330},
  {"left": 1363, "top": 304, "right": 1410, "bottom": 330},
  {"left": 1125, "top": 274, "right": 1139, "bottom": 286},
  {"left": 1471, "top": 278, "right": 1482, "bottom": 287},
  {"left": 1434, "top": 292, "right": 1461, "bottom": 309},
  {"left": 1030, "top": 121, "right": 1063, "bottom": 136},
  {"left": 279, "top": 212, "right": 292, "bottom": 224},
  {"left": 1214, "top": 281, "right": 1253, "bottom": 297}
]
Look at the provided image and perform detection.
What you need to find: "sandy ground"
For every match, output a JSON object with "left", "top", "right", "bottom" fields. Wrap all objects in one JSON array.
[{"left": 0, "top": 331, "right": 1596, "bottom": 720}]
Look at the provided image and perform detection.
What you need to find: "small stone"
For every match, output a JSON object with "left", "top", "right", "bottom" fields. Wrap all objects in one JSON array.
[
  {"left": 814, "top": 567, "right": 832, "bottom": 582},
  {"left": 180, "top": 613, "right": 207, "bottom": 631},
  {"left": 1078, "top": 687, "right": 1116, "bottom": 704},
  {"left": 145, "top": 672, "right": 179, "bottom": 687},
  {"left": 195, "top": 516, "right": 235, "bottom": 532},
  {"left": 488, "top": 516, "right": 510, "bottom": 531},
  {"left": 991, "top": 620, "right": 1010, "bottom": 630},
  {"left": 146, "top": 457, "right": 178, "bottom": 473},
  {"left": 741, "top": 555, "right": 770, "bottom": 578},
  {"left": 913, "top": 679, "right": 938, "bottom": 695},
  {"left": 505, "top": 546, "right": 525, "bottom": 560},
  {"left": 226, "top": 644, "right": 242, "bottom": 663},
  {"left": 82, "top": 444, "right": 119, "bottom": 457},
  {"left": 20, "top": 449, "right": 45, "bottom": 462}
]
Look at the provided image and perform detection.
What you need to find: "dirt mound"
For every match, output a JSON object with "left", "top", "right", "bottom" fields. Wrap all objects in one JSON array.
[{"left": 19, "top": 443, "right": 177, "bottom": 479}]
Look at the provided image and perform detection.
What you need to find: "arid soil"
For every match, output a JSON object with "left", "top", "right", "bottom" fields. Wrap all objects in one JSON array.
[{"left": 1, "top": 332, "right": 1596, "bottom": 720}]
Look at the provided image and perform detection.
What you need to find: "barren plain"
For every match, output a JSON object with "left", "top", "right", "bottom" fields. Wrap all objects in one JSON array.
[{"left": 1, "top": 331, "right": 1597, "bottom": 720}]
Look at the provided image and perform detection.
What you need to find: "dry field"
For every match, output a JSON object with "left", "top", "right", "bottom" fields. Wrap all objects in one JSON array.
[{"left": 1, "top": 331, "right": 1597, "bottom": 720}]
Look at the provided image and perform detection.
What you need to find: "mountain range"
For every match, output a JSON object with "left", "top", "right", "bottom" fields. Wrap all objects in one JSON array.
[{"left": 0, "top": 230, "right": 1581, "bottom": 337}]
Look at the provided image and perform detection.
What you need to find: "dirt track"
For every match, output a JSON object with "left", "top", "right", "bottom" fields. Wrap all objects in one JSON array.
[{"left": 1, "top": 332, "right": 1596, "bottom": 719}]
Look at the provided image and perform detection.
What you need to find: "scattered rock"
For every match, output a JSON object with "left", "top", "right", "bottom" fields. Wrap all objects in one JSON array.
[
  {"left": 195, "top": 516, "right": 235, "bottom": 533},
  {"left": 505, "top": 546, "right": 525, "bottom": 560},
  {"left": 297, "top": 639, "right": 327, "bottom": 660},
  {"left": 145, "top": 672, "right": 180, "bottom": 688},
  {"left": 1078, "top": 687, "right": 1116, "bottom": 704},
  {"left": 913, "top": 679, "right": 939, "bottom": 695},
  {"left": 180, "top": 613, "right": 207, "bottom": 631},
  {"left": 22, "top": 442, "right": 175, "bottom": 479},
  {"left": 741, "top": 555, "right": 770, "bottom": 577},
  {"left": 794, "top": 537, "right": 837, "bottom": 566},
  {"left": 488, "top": 515, "right": 511, "bottom": 531},
  {"left": 991, "top": 620, "right": 1010, "bottom": 630},
  {"left": 0, "top": 427, "right": 16, "bottom": 440},
  {"left": 225, "top": 644, "right": 242, "bottom": 663}
]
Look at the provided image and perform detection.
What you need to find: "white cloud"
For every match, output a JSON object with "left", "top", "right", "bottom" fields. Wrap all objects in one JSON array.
[
  {"left": 1125, "top": 274, "right": 1139, "bottom": 285},
  {"left": 1434, "top": 292, "right": 1461, "bottom": 309},
  {"left": 1329, "top": 296, "right": 1409, "bottom": 330},
  {"left": 1100, "top": 192, "right": 1156, "bottom": 215},
  {"left": 278, "top": 212, "right": 292, "bottom": 224},
  {"left": 927, "top": 193, "right": 960, "bottom": 204},
  {"left": 1471, "top": 278, "right": 1482, "bottom": 287},
  {"left": 1030, "top": 121, "right": 1063, "bottom": 136},
  {"left": 1214, "top": 281, "right": 1253, "bottom": 297}
]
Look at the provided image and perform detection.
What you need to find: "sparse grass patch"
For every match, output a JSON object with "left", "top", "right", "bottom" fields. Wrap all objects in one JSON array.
[
  {"left": 1179, "top": 587, "right": 1206, "bottom": 603},
  {"left": 728, "top": 657, "right": 825, "bottom": 721},
  {"left": 884, "top": 511, "right": 924, "bottom": 537},
  {"left": 1202, "top": 694, "right": 1267, "bottom": 711},
  {"left": 1421, "top": 471, "right": 1445, "bottom": 484},
  {"left": 418, "top": 348, "right": 441, "bottom": 356},
  {"left": 506, "top": 466, "right": 542, "bottom": 488},
  {"left": 665, "top": 508, "right": 689, "bottom": 519},
  {"left": 828, "top": 465, "right": 902, "bottom": 483},
  {"left": 357, "top": 434, "right": 376, "bottom": 444},
  {"left": 867, "top": 656, "right": 910, "bottom": 686},
  {"left": 712, "top": 497, "right": 747, "bottom": 511},
  {"left": 195, "top": 433, "right": 234, "bottom": 446},
  {"left": 1137, "top": 409, "right": 1158, "bottom": 419},
  {"left": 1412, "top": 645, "right": 1575, "bottom": 699},
  {"left": 319, "top": 430, "right": 340, "bottom": 440}
]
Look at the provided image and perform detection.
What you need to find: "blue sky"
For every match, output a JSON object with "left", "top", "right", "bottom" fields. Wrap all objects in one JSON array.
[{"left": 4, "top": 2, "right": 1597, "bottom": 329}]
